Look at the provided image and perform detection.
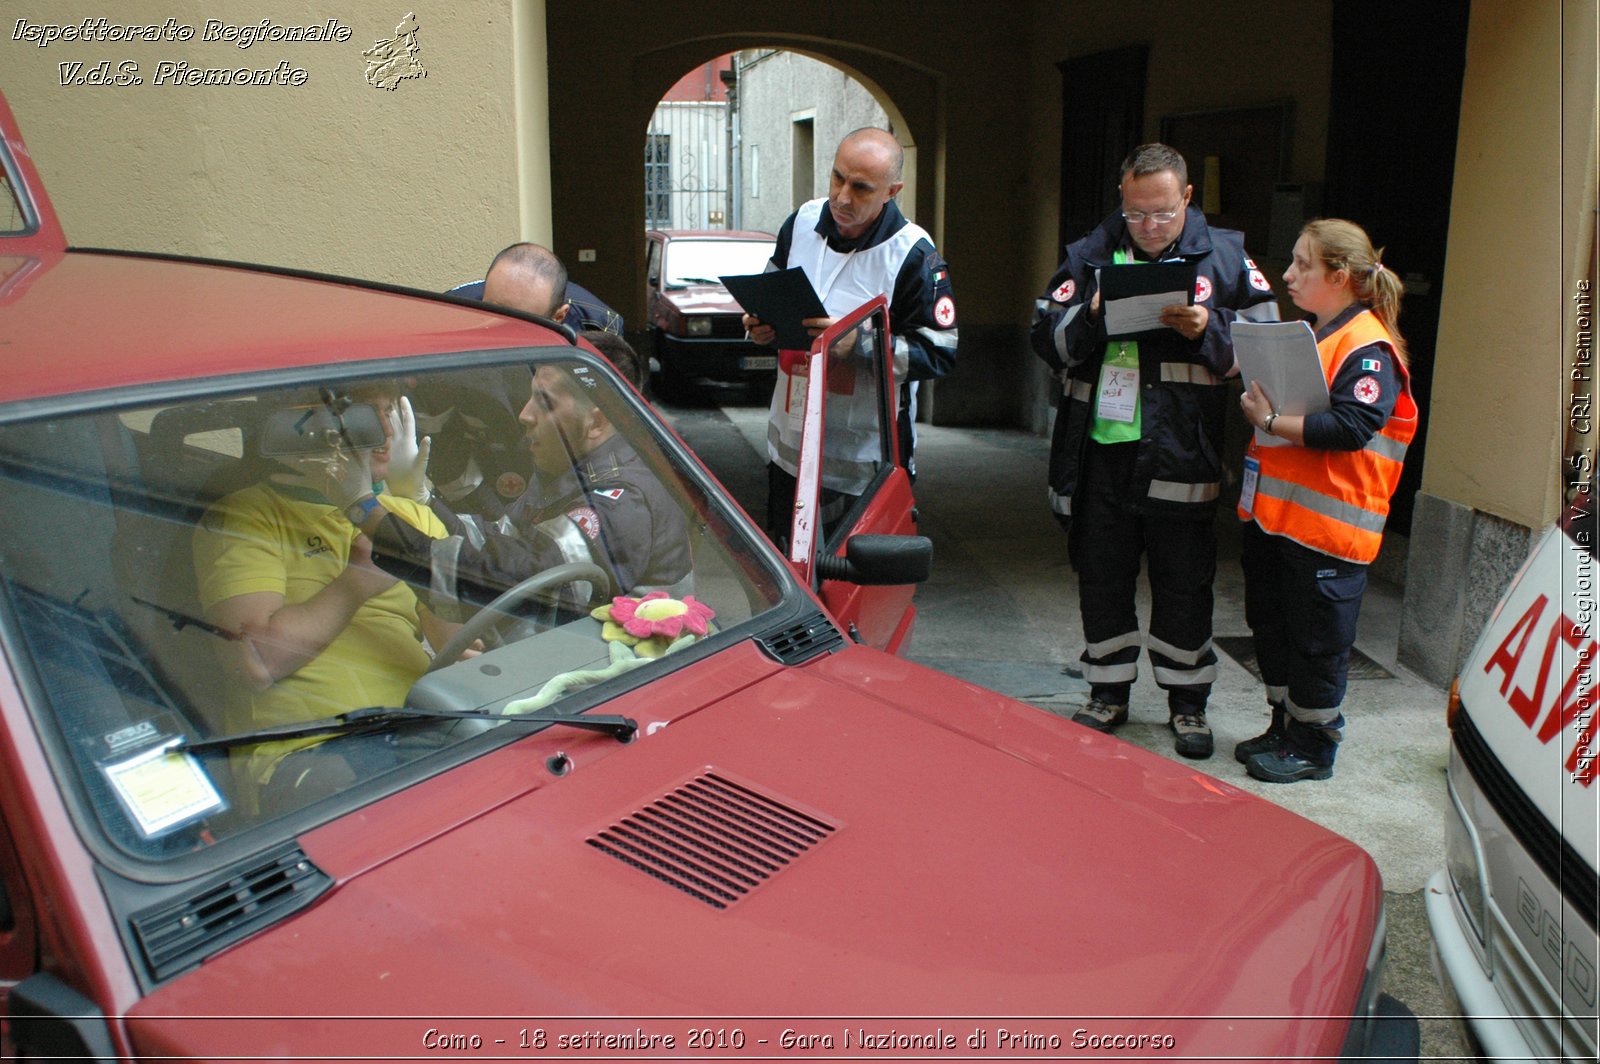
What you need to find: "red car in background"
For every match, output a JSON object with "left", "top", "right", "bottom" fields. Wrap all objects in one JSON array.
[
  {"left": 0, "top": 91, "right": 1416, "bottom": 1060},
  {"left": 645, "top": 228, "right": 776, "bottom": 396}
]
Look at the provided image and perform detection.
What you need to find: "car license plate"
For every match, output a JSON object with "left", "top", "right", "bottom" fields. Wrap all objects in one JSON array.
[{"left": 740, "top": 355, "right": 777, "bottom": 371}]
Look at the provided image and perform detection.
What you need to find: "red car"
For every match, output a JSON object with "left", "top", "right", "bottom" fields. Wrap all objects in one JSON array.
[
  {"left": 0, "top": 93, "right": 1415, "bottom": 1060},
  {"left": 645, "top": 228, "right": 776, "bottom": 396}
]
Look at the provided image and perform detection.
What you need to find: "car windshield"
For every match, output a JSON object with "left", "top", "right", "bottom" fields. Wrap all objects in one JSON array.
[
  {"left": 662, "top": 237, "right": 775, "bottom": 286},
  {"left": 0, "top": 351, "right": 788, "bottom": 861}
]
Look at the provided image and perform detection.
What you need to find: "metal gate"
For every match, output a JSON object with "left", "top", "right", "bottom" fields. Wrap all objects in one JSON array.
[{"left": 644, "top": 100, "right": 730, "bottom": 230}]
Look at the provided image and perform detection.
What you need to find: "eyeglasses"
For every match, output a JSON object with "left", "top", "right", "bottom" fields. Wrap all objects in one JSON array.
[{"left": 1121, "top": 207, "right": 1182, "bottom": 225}]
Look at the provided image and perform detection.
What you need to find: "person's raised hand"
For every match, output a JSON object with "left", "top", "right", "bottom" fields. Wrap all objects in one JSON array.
[{"left": 386, "top": 396, "right": 432, "bottom": 503}]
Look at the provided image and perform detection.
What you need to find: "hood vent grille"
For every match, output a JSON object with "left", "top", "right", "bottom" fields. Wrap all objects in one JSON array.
[
  {"left": 755, "top": 611, "right": 844, "bottom": 665},
  {"left": 131, "top": 842, "right": 331, "bottom": 981},
  {"left": 587, "top": 773, "right": 836, "bottom": 909}
]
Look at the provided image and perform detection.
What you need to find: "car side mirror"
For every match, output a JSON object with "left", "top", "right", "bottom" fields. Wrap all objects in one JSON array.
[{"left": 815, "top": 534, "right": 932, "bottom": 586}]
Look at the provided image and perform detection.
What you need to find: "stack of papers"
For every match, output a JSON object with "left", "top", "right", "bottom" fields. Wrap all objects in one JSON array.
[
  {"left": 1099, "top": 261, "right": 1196, "bottom": 339},
  {"left": 1231, "top": 320, "right": 1330, "bottom": 447}
]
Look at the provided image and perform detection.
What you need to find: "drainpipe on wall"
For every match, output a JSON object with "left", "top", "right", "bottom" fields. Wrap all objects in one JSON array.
[{"left": 721, "top": 63, "right": 740, "bottom": 230}]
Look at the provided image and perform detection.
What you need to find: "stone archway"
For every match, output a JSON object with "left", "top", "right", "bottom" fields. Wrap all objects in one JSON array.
[
  {"left": 642, "top": 50, "right": 913, "bottom": 237},
  {"left": 544, "top": 29, "right": 946, "bottom": 334}
]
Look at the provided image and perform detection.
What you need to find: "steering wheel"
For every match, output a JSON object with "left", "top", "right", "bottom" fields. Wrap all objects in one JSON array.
[{"left": 426, "top": 561, "right": 609, "bottom": 671}]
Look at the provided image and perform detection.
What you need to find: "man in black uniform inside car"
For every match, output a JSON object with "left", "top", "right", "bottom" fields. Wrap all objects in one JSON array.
[{"left": 347, "top": 364, "right": 691, "bottom": 617}]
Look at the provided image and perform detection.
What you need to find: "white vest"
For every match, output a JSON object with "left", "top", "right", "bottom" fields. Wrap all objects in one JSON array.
[{"left": 766, "top": 198, "right": 932, "bottom": 493}]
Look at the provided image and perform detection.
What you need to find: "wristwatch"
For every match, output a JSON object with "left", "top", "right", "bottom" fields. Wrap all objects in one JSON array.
[
  {"left": 344, "top": 493, "right": 382, "bottom": 527},
  {"left": 1264, "top": 413, "right": 1279, "bottom": 436}
]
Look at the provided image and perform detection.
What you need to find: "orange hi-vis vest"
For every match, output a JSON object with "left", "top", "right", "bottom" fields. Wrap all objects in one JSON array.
[{"left": 1240, "top": 309, "right": 1417, "bottom": 563}]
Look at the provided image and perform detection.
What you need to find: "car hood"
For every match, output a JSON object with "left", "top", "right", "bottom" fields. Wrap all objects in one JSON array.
[
  {"left": 657, "top": 282, "right": 743, "bottom": 315},
  {"left": 127, "top": 650, "right": 1376, "bottom": 1057}
]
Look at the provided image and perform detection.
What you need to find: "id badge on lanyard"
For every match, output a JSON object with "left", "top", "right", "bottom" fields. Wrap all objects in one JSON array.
[
  {"left": 1096, "top": 342, "right": 1139, "bottom": 423},
  {"left": 1240, "top": 455, "right": 1261, "bottom": 514},
  {"left": 1095, "top": 246, "right": 1143, "bottom": 425}
]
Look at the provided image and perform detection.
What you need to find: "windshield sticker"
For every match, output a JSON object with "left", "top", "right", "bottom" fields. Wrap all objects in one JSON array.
[{"left": 103, "top": 738, "right": 225, "bottom": 837}]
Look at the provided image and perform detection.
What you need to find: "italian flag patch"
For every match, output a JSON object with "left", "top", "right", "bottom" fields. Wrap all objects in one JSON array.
[{"left": 1361, "top": 357, "right": 1382, "bottom": 371}]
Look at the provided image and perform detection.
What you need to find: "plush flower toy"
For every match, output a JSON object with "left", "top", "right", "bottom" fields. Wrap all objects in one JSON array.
[
  {"left": 592, "top": 591, "right": 716, "bottom": 658},
  {"left": 502, "top": 593, "right": 717, "bottom": 716}
]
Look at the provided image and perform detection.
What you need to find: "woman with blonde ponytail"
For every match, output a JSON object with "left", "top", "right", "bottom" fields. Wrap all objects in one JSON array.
[{"left": 1233, "top": 219, "right": 1419, "bottom": 782}]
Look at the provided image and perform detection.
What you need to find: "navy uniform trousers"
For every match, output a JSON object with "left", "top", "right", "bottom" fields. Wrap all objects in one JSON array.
[{"left": 1070, "top": 439, "right": 1218, "bottom": 715}]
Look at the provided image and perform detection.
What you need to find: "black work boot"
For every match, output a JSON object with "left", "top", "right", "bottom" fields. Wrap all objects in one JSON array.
[
  {"left": 1233, "top": 702, "right": 1288, "bottom": 764},
  {"left": 1167, "top": 696, "right": 1213, "bottom": 759},
  {"left": 1246, "top": 717, "right": 1339, "bottom": 783},
  {"left": 1071, "top": 696, "right": 1129, "bottom": 733},
  {"left": 1168, "top": 713, "right": 1213, "bottom": 758}
]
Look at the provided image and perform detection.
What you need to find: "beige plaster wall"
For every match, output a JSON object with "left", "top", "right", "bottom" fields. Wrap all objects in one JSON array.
[
  {"left": 1, "top": 0, "right": 545, "bottom": 290},
  {"left": 1423, "top": 0, "right": 1585, "bottom": 529}
]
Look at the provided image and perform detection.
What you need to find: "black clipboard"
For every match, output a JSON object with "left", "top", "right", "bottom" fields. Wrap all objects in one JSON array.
[
  {"left": 1098, "top": 261, "right": 1197, "bottom": 339},
  {"left": 720, "top": 268, "right": 828, "bottom": 351}
]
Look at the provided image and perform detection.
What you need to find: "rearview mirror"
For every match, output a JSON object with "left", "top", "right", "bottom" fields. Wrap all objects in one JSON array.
[
  {"left": 815, "top": 534, "right": 932, "bottom": 586},
  {"left": 259, "top": 402, "right": 387, "bottom": 457}
]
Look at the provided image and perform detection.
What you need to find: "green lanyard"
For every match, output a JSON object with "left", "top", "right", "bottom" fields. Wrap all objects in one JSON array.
[{"left": 1089, "top": 248, "right": 1142, "bottom": 443}]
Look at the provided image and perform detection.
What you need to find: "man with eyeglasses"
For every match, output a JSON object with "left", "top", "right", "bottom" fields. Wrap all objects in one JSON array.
[{"left": 1030, "top": 143, "right": 1278, "bottom": 761}]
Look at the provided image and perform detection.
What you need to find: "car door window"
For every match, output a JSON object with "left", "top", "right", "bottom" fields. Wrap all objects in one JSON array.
[
  {"left": 786, "top": 296, "right": 924, "bottom": 651},
  {"left": 787, "top": 298, "right": 897, "bottom": 553}
]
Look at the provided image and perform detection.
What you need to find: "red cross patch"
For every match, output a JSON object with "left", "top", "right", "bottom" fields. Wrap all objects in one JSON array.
[
  {"left": 934, "top": 295, "right": 956, "bottom": 327},
  {"left": 567, "top": 506, "right": 602, "bottom": 540},
  {"left": 495, "top": 472, "right": 527, "bottom": 500},
  {"left": 1248, "top": 269, "right": 1271, "bottom": 292},
  {"left": 1194, "top": 276, "right": 1213, "bottom": 303},
  {"left": 1353, "top": 376, "right": 1382, "bottom": 404},
  {"left": 1052, "top": 279, "right": 1076, "bottom": 303}
]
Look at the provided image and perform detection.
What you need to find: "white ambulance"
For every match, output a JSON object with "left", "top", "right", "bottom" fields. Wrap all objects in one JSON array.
[{"left": 1427, "top": 494, "right": 1598, "bottom": 1060}]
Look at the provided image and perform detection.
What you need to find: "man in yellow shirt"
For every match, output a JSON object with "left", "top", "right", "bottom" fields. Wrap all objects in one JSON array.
[{"left": 193, "top": 386, "right": 451, "bottom": 809}]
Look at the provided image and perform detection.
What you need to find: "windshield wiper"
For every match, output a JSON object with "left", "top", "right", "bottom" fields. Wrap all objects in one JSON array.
[{"left": 176, "top": 705, "right": 638, "bottom": 754}]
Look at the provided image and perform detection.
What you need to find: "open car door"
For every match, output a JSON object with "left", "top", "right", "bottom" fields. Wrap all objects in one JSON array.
[
  {"left": 0, "top": 92, "right": 66, "bottom": 310},
  {"left": 0, "top": 93, "right": 65, "bottom": 257},
  {"left": 788, "top": 295, "right": 930, "bottom": 653}
]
